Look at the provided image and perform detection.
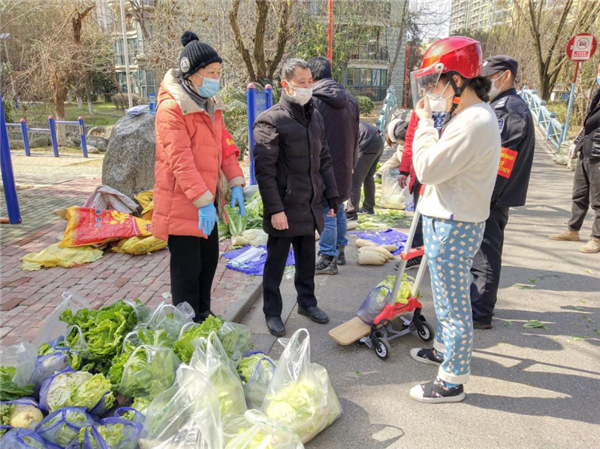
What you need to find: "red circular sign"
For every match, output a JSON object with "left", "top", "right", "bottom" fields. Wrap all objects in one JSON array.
[{"left": 566, "top": 33, "right": 597, "bottom": 61}]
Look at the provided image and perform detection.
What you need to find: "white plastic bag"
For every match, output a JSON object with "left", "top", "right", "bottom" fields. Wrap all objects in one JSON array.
[
  {"left": 222, "top": 410, "right": 303, "bottom": 449},
  {"left": 189, "top": 333, "right": 247, "bottom": 420},
  {"left": 141, "top": 302, "right": 195, "bottom": 341},
  {"left": 229, "top": 247, "right": 266, "bottom": 268},
  {"left": 33, "top": 291, "right": 89, "bottom": 347},
  {"left": 237, "top": 352, "right": 276, "bottom": 410},
  {"left": 141, "top": 365, "right": 223, "bottom": 449},
  {"left": 380, "top": 168, "right": 407, "bottom": 210},
  {"left": 0, "top": 342, "right": 37, "bottom": 389},
  {"left": 217, "top": 322, "right": 253, "bottom": 365},
  {"left": 83, "top": 185, "right": 139, "bottom": 214},
  {"left": 262, "top": 329, "right": 342, "bottom": 444}
]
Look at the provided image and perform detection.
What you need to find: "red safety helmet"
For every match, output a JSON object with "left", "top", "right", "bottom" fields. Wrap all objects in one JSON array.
[{"left": 418, "top": 36, "right": 482, "bottom": 79}]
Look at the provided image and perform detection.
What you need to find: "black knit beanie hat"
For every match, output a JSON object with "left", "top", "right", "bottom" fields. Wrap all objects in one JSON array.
[{"left": 179, "top": 31, "right": 222, "bottom": 78}]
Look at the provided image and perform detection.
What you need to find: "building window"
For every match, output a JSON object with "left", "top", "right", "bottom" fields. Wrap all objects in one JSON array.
[{"left": 345, "top": 68, "right": 388, "bottom": 101}]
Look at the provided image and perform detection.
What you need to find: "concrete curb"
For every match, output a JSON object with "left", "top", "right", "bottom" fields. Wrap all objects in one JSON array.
[{"left": 223, "top": 276, "right": 263, "bottom": 323}]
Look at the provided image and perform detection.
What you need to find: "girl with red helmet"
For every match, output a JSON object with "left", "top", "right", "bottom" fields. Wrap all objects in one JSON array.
[{"left": 407, "top": 37, "right": 502, "bottom": 403}]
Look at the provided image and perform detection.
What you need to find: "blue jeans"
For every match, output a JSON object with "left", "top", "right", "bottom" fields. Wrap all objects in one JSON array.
[{"left": 319, "top": 204, "right": 348, "bottom": 257}]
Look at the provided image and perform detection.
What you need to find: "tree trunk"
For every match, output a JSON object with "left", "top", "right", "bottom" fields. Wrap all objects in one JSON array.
[
  {"left": 387, "top": 0, "right": 409, "bottom": 87},
  {"left": 230, "top": 0, "right": 257, "bottom": 81},
  {"left": 77, "top": 95, "right": 83, "bottom": 110},
  {"left": 86, "top": 75, "right": 94, "bottom": 115},
  {"left": 54, "top": 76, "right": 69, "bottom": 147}
]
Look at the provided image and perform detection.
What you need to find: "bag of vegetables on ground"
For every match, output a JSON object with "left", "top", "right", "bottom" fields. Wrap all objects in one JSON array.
[
  {"left": 139, "top": 302, "right": 195, "bottom": 342},
  {"left": 77, "top": 417, "right": 143, "bottom": 449},
  {"left": 222, "top": 410, "right": 303, "bottom": 449},
  {"left": 189, "top": 333, "right": 247, "bottom": 420},
  {"left": 357, "top": 274, "right": 417, "bottom": 325},
  {"left": 237, "top": 352, "right": 276, "bottom": 410},
  {"left": 0, "top": 398, "right": 44, "bottom": 438},
  {"left": 140, "top": 365, "right": 223, "bottom": 449},
  {"left": 36, "top": 407, "right": 95, "bottom": 448},
  {"left": 1, "top": 427, "right": 62, "bottom": 449},
  {"left": 262, "top": 329, "right": 342, "bottom": 444},
  {"left": 39, "top": 368, "right": 114, "bottom": 416},
  {"left": 113, "top": 400, "right": 149, "bottom": 425},
  {"left": 0, "top": 343, "right": 37, "bottom": 401}
]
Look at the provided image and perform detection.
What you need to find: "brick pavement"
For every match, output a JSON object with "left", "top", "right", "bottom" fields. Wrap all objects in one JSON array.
[{"left": 0, "top": 178, "right": 258, "bottom": 346}]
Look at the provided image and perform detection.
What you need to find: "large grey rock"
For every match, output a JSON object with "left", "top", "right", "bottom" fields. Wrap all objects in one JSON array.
[
  {"left": 30, "top": 136, "right": 51, "bottom": 148},
  {"left": 88, "top": 146, "right": 100, "bottom": 154},
  {"left": 9, "top": 139, "right": 24, "bottom": 149},
  {"left": 102, "top": 110, "right": 155, "bottom": 198},
  {"left": 87, "top": 126, "right": 112, "bottom": 139},
  {"left": 86, "top": 136, "right": 108, "bottom": 152}
]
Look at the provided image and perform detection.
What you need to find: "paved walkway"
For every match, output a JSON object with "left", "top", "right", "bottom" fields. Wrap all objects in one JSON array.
[{"left": 0, "top": 177, "right": 257, "bottom": 346}]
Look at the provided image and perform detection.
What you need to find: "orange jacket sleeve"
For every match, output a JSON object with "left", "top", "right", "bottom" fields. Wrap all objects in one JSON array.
[
  {"left": 399, "top": 111, "right": 419, "bottom": 175},
  {"left": 221, "top": 123, "right": 245, "bottom": 188}
]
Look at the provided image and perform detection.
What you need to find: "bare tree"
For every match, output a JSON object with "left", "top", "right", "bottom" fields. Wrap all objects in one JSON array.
[
  {"left": 514, "top": 0, "right": 600, "bottom": 100},
  {"left": 388, "top": 0, "right": 409, "bottom": 86}
]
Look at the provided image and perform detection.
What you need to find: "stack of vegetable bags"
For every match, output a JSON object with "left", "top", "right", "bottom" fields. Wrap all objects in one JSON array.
[{"left": 0, "top": 291, "right": 342, "bottom": 449}]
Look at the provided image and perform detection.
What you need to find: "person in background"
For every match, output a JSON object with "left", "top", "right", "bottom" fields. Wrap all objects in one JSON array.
[
  {"left": 307, "top": 56, "right": 360, "bottom": 275},
  {"left": 409, "top": 36, "right": 501, "bottom": 403},
  {"left": 346, "top": 121, "right": 385, "bottom": 221},
  {"left": 549, "top": 61, "right": 600, "bottom": 254},
  {"left": 253, "top": 58, "right": 338, "bottom": 337},
  {"left": 379, "top": 117, "right": 409, "bottom": 173},
  {"left": 153, "top": 31, "right": 245, "bottom": 323},
  {"left": 469, "top": 56, "right": 535, "bottom": 329}
]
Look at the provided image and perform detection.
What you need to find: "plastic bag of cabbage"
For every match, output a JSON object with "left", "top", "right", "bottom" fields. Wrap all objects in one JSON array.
[
  {"left": 140, "top": 365, "right": 223, "bottom": 449},
  {"left": 0, "top": 398, "right": 44, "bottom": 437},
  {"left": 78, "top": 417, "right": 143, "bottom": 449},
  {"left": 222, "top": 410, "right": 303, "bottom": 449},
  {"left": 262, "top": 329, "right": 342, "bottom": 444},
  {"left": 36, "top": 407, "right": 95, "bottom": 447},
  {"left": 1, "top": 427, "right": 61, "bottom": 449},
  {"left": 237, "top": 352, "right": 276, "bottom": 410}
]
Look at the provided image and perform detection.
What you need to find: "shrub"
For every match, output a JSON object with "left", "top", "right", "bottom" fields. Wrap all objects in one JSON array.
[{"left": 356, "top": 96, "right": 374, "bottom": 116}]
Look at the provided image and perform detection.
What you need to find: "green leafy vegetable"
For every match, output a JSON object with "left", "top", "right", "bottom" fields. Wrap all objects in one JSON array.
[
  {"left": 0, "top": 367, "right": 34, "bottom": 401},
  {"left": 523, "top": 320, "right": 550, "bottom": 331},
  {"left": 225, "top": 205, "right": 247, "bottom": 237},
  {"left": 377, "top": 275, "right": 418, "bottom": 304},
  {"left": 513, "top": 283, "right": 535, "bottom": 289},
  {"left": 37, "top": 409, "right": 95, "bottom": 447},
  {"left": 60, "top": 301, "right": 139, "bottom": 363},
  {"left": 244, "top": 193, "right": 264, "bottom": 230},
  {"left": 571, "top": 335, "right": 588, "bottom": 341},
  {"left": 1, "top": 403, "right": 13, "bottom": 426},
  {"left": 122, "top": 398, "right": 151, "bottom": 421},
  {"left": 173, "top": 316, "right": 224, "bottom": 363},
  {"left": 38, "top": 340, "right": 83, "bottom": 370},
  {"left": 576, "top": 306, "right": 585, "bottom": 311},
  {"left": 79, "top": 423, "right": 132, "bottom": 449},
  {"left": 44, "top": 371, "right": 115, "bottom": 412}
]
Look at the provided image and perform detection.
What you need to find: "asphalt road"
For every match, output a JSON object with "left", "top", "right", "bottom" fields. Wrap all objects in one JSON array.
[{"left": 241, "top": 141, "right": 600, "bottom": 449}]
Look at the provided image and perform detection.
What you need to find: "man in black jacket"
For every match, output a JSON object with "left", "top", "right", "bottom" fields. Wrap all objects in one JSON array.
[
  {"left": 470, "top": 56, "right": 536, "bottom": 329},
  {"left": 308, "top": 57, "right": 360, "bottom": 275},
  {"left": 549, "top": 61, "right": 600, "bottom": 254},
  {"left": 253, "top": 58, "right": 338, "bottom": 337}
]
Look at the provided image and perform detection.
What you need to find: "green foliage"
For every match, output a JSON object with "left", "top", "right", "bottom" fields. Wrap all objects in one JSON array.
[
  {"left": 220, "top": 87, "right": 249, "bottom": 159},
  {"left": 356, "top": 96, "right": 374, "bottom": 115},
  {"left": 237, "top": 353, "right": 275, "bottom": 385},
  {"left": 173, "top": 316, "right": 224, "bottom": 364},
  {"left": 0, "top": 367, "right": 34, "bottom": 401}
]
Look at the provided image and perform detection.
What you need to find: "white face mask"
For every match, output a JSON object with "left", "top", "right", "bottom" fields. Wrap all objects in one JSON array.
[
  {"left": 289, "top": 85, "right": 313, "bottom": 106},
  {"left": 426, "top": 82, "right": 454, "bottom": 113},
  {"left": 488, "top": 71, "right": 508, "bottom": 101}
]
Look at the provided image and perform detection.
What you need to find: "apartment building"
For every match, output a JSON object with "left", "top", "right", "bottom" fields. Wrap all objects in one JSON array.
[{"left": 450, "top": 0, "right": 515, "bottom": 33}]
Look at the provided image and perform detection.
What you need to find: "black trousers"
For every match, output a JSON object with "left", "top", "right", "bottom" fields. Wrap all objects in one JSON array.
[
  {"left": 412, "top": 186, "right": 424, "bottom": 249},
  {"left": 568, "top": 155, "right": 600, "bottom": 239},
  {"left": 469, "top": 205, "right": 510, "bottom": 324},
  {"left": 168, "top": 230, "right": 219, "bottom": 322},
  {"left": 347, "top": 139, "right": 385, "bottom": 215},
  {"left": 263, "top": 234, "right": 318, "bottom": 317}
]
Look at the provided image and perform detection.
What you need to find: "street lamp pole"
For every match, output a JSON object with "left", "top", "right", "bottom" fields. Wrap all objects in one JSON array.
[{"left": 119, "top": 0, "right": 133, "bottom": 109}]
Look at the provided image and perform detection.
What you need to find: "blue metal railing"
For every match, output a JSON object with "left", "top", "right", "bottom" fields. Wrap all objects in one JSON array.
[
  {"left": 519, "top": 86, "right": 565, "bottom": 152},
  {"left": 376, "top": 86, "right": 397, "bottom": 135}
]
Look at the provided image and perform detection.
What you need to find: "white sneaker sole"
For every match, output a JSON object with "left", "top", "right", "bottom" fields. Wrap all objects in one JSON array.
[
  {"left": 410, "top": 348, "right": 442, "bottom": 366},
  {"left": 409, "top": 384, "right": 466, "bottom": 403}
]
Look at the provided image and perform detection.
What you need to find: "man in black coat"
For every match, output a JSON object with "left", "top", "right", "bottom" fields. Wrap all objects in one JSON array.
[
  {"left": 470, "top": 56, "right": 535, "bottom": 329},
  {"left": 308, "top": 56, "right": 360, "bottom": 275},
  {"left": 253, "top": 58, "right": 338, "bottom": 337},
  {"left": 549, "top": 61, "right": 600, "bottom": 254}
]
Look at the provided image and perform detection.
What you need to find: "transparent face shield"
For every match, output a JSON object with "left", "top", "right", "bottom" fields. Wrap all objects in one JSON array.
[{"left": 410, "top": 62, "right": 445, "bottom": 109}]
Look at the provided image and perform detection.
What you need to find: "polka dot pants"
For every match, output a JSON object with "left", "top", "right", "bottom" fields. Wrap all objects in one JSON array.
[{"left": 422, "top": 216, "right": 485, "bottom": 385}]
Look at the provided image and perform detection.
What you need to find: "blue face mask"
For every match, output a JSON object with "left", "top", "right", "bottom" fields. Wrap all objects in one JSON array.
[
  {"left": 597, "top": 76, "right": 600, "bottom": 86},
  {"left": 196, "top": 76, "right": 220, "bottom": 98}
]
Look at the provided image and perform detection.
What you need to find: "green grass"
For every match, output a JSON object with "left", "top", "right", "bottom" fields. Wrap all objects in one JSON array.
[
  {"left": 18, "top": 102, "right": 125, "bottom": 127},
  {"left": 546, "top": 101, "right": 580, "bottom": 140}
]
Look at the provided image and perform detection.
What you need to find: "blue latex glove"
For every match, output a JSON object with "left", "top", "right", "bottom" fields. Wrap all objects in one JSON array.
[
  {"left": 231, "top": 185, "right": 246, "bottom": 217},
  {"left": 198, "top": 202, "right": 218, "bottom": 235}
]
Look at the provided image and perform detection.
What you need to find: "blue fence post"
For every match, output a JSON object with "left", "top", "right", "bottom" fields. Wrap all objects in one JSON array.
[
  {"left": 78, "top": 116, "right": 88, "bottom": 158},
  {"left": 20, "top": 119, "right": 30, "bottom": 156},
  {"left": 48, "top": 116, "right": 59, "bottom": 157},
  {"left": 546, "top": 113, "right": 554, "bottom": 140},
  {"left": 265, "top": 84, "right": 273, "bottom": 109},
  {"left": 0, "top": 92, "right": 21, "bottom": 224},
  {"left": 247, "top": 83, "right": 257, "bottom": 185}
]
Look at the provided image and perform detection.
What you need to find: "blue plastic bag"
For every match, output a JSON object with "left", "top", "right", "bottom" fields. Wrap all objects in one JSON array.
[
  {"left": 36, "top": 407, "right": 95, "bottom": 448},
  {"left": 113, "top": 408, "right": 145, "bottom": 425},
  {"left": 79, "top": 418, "right": 142, "bottom": 449},
  {"left": 30, "top": 353, "right": 70, "bottom": 394},
  {"left": 357, "top": 285, "right": 391, "bottom": 325},
  {"left": 1, "top": 428, "right": 62, "bottom": 449}
]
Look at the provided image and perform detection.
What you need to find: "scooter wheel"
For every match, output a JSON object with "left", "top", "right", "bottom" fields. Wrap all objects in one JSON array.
[
  {"left": 356, "top": 339, "right": 364, "bottom": 348},
  {"left": 374, "top": 338, "right": 391, "bottom": 360},
  {"left": 418, "top": 321, "right": 434, "bottom": 342}
]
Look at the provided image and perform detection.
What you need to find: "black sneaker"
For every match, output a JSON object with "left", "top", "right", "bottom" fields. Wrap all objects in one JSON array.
[
  {"left": 358, "top": 208, "right": 375, "bottom": 215},
  {"left": 410, "top": 348, "right": 443, "bottom": 366},
  {"left": 336, "top": 245, "right": 346, "bottom": 266},
  {"left": 410, "top": 377, "right": 465, "bottom": 403},
  {"left": 315, "top": 254, "right": 338, "bottom": 275}
]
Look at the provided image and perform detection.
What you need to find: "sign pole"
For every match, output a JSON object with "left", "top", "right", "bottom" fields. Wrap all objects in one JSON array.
[
  {"left": 561, "top": 61, "right": 579, "bottom": 146},
  {"left": 327, "top": 0, "right": 333, "bottom": 62}
]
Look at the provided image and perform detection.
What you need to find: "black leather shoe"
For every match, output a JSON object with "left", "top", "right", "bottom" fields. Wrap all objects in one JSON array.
[
  {"left": 298, "top": 305, "right": 329, "bottom": 324},
  {"left": 266, "top": 316, "right": 286, "bottom": 337},
  {"left": 197, "top": 310, "right": 215, "bottom": 323}
]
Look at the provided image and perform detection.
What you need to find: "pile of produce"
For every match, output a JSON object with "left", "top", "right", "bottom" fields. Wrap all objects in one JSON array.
[
  {"left": 0, "top": 296, "right": 341, "bottom": 448},
  {"left": 356, "top": 239, "right": 397, "bottom": 266},
  {"left": 220, "top": 193, "right": 264, "bottom": 241}
]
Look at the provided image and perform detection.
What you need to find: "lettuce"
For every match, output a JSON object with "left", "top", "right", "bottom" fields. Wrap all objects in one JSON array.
[
  {"left": 122, "top": 398, "right": 151, "bottom": 421},
  {"left": 79, "top": 423, "right": 130, "bottom": 449},
  {"left": 60, "top": 301, "right": 139, "bottom": 363},
  {"left": 377, "top": 274, "right": 419, "bottom": 304},
  {"left": 237, "top": 353, "right": 275, "bottom": 385},
  {"left": 225, "top": 205, "right": 247, "bottom": 237},
  {"left": 173, "top": 316, "right": 224, "bottom": 364},
  {"left": 0, "top": 367, "right": 34, "bottom": 401},
  {"left": 37, "top": 408, "right": 95, "bottom": 447},
  {"left": 244, "top": 193, "right": 264, "bottom": 230},
  {"left": 38, "top": 338, "right": 83, "bottom": 371},
  {"left": 44, "top": 371, "right": 114, "bottom": 413}
]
